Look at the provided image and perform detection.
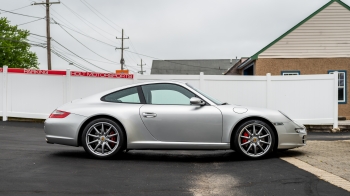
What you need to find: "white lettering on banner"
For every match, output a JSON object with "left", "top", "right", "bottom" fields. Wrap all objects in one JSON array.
[
  {"left": 24, "top": 69, "right": 49, "bottom": 74},
  {"left": 71, "top": 71, "right": 133, "bottom": 79},
  {"left": 88, "top": 72, "right": 117, "bottom": 78},
  {"left": 71, "top": 72, "right": 85, "bottom": 77}
]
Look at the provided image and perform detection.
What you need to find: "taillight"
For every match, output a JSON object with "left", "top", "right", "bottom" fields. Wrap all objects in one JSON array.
[{"left": 49, "top": 110, "right": 70, "bottom": 118}]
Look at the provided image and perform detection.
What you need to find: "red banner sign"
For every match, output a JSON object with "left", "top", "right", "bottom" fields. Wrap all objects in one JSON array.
[
  {"left": 71, "top": 71, "right": 133, "bottom": 78},
  {"left": 0, "top": 68, "right": 133, "bottom": 79}
]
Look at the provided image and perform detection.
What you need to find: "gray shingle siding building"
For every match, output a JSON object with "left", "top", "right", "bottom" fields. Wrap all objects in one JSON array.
[{"left": 151, "top": 59, "right": 239, "bottom": 75}]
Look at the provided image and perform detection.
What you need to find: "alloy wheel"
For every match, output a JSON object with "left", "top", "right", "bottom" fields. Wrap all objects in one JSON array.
[
  {"left": 238, "top": 123, "right": 272, "bottom": 158},
  {"left": 85, "top": 122, "right": 120, "bottom": 156}
]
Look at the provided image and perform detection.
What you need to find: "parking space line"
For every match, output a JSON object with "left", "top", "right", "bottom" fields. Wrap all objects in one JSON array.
[{"left": 280, "top": 157, "right": 350, "bottom": 192}]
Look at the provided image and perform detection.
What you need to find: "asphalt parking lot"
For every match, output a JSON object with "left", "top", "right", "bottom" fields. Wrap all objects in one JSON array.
[{"left": 0, "top": 122, "right": 349, "bottom": 196}]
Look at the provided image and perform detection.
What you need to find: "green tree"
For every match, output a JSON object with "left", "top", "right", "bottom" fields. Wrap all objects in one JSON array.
[{"left": 0, "top": 17, "right": 39, "bottom": 69}]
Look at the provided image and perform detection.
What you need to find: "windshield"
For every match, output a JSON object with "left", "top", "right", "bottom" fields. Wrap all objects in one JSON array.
[{"left": 186, "top": 83, "right": 223, "bottom": 105}]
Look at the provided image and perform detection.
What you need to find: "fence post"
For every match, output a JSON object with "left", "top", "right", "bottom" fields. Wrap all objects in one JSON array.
[
  {"left": 65, "top": 69, "right": 71, "bottom": 103},
  {"left": 266, "top": 73, "right": 271, "bottom": 109},
  {"left": 2, "top": 66, "right": 8, "bottom": 121},
  {"left": 199, "top": 72, "right": 204, "bottom": 90},
  {"left": 333, "top": 71, "right": 338, "bottom": 129},
  {"left": 133, "top": 73, "right": 138, "bottom": 84}
]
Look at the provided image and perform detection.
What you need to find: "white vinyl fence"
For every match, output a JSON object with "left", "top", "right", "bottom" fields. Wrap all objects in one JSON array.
[{"left": 0, "top": 66, "right": 338, "bottom": 127}]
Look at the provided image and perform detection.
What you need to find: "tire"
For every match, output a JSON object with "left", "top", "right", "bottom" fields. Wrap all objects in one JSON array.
[
  {"left": 233, "top": 120, "right": 275, "bottom": 159},
  {"left": 82, "top": 118, "right": 125, "bottom": 159}
]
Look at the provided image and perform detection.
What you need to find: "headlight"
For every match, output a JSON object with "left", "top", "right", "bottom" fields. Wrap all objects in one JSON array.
[
  {"left": 295, "top": 128, "right": 306, "bottom": 134},
  {"left": 279, "top": 111, "right": 293, "bottom": 122}
]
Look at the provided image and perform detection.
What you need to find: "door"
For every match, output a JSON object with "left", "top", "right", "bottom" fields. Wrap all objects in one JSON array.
[{"left": 139, "top": 83, "right": 222, "bottom": 143}]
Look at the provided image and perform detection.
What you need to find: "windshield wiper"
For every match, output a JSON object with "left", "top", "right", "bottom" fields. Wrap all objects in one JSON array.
[{"left": 221, "top": 102, "right": 229, "bottom": 105}]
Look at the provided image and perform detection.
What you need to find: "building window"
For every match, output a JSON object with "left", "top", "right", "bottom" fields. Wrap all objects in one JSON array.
[
  {"left": 281, "top": 71, "right": 300, "bottom": 76},
  {"left": 243, "top": 64, "right": 254, "bottom": 75},
  {"left": 329, "top": 70, "right": 347, "bottom": 104}
]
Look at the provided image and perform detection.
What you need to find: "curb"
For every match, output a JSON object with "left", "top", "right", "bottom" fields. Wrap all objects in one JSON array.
[{"left": 305, "top": 124, "right": 350, "bottom": 133}]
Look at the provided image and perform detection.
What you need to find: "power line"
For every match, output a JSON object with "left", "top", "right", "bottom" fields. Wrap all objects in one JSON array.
[
  {"left": 52, "top": 50, "right": 86, "bottom": 71},
  {"left": 26, "top": 39, "right": 46, "bottom": 45},
  {"left": 0, "top": 36, "right": 45, "bottom": 47},
  {"left": 57, "top": 23, "right": 116, "bottom": 47},
  {"left": 0, "top": 8, "right": 43, "bottom": 19},
  {"left": 17, "top": 17, "right": 45, "bottom": 26},
  {"left": 124, "top": 50, "right": 223, "bottom": 70},
  {"left": 50, "top": 7, "right": 82, "bottom": 32},
  {"left": 51, "top": 49, "right": 93, "bottom": 71},
  {"left": 52, "top": 47, "right": 94, "bottom": 71},
  {"left": 56, "top": 22, "right": 119, "bottom": 64},
  {"left": 52, "top": 48, "right": 99, "bottom": 72},
  {"left": 124, "top": 64, "right": 139, "bottom": 74},
  {"left": 128, "top": 40, "right": 142, "bottom": 60},
  {"left": 28, "top": 32, "right": 222, "bottom": 71},
  {"left": 10, "top": 5, "right": 32, "bottom": 12},
  {"left": 52, "top": 21, "right": 141, "bottom": 67},
  {"left": 80, "top": 0, "right": 121, "bottom": 33},
  {"left": 9, "top": 6, "right": 221, "bottom": 72},
  {"left": 29, "top": 35, "right": 46, "bottom": 42},
  {"left": 125, "top": 52, "right": 138, "bottom": 65},
  {"left": 52, "top": 38, "right": 112, "bottom": 73},
  {"left": 52, "top": 46, "right": 120, "bottom": 65},
  {"left": 33, "top": 2, "right": 82, "bottom": 32},
  {"left": 80, "top": 0, "right": 123, "bottom": 30},
  {"left": 29, "top": 33, "right": 47, "bottom": 38},
  {"left": 79, "top": 0, "right": 141, "bottom": 62},
  {"left": 61, "top": 1, "right": 117, "bottom": 42}
]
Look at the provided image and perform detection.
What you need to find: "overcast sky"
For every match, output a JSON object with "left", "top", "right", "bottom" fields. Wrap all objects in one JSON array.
[{"left": 1, "top": 0, "right": 349, "bottom": 74}]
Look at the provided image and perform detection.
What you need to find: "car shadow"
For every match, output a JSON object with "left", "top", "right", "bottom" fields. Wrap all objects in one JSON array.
[
  {"left": 277, "top": 149, "right": 306, "bottom": 158},
  {"left": 48, "top": 149, "right": 295, "bottom": 163}
]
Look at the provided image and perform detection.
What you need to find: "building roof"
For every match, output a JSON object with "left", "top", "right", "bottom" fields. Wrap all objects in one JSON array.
[
  {"left": 151, "top": 59, "right": 239, "bottom": 75},
  {"left": 250, "top": 0, "right": 350, "bottom": 60}
]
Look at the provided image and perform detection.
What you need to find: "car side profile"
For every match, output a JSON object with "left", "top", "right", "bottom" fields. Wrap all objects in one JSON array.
[{"left": 44, "top": 81, "right": 307, "bottom": 159}]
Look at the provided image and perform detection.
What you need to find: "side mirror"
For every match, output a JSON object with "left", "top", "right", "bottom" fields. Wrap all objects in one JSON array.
[{"left": 190, "top": 97, "right": 206, "bottom": 106}]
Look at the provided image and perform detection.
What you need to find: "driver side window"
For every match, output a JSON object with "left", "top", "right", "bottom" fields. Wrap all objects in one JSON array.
[{"left": 141, "top": 83, "right": 196, "bottom": 105}]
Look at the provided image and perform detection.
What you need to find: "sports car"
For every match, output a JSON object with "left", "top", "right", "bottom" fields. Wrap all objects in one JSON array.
[{"left": 44, "top": 81, "right": 307, "bottom": 159}]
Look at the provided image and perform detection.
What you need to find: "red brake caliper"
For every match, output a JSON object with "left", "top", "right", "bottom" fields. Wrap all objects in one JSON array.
[
  {"left": 242, "top": 131, "right": 249, "bottom": 144},
  {"left": 109, "top": 130, "right": 116, "bottom": 148}
]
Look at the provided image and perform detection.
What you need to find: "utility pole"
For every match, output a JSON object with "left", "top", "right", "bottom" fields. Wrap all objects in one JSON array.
[
  {"left": 116, "top": 29, "right": 129, "bottom": 70},
  {"left": 138, "top": 59, "right": 146, "bottom": 75},
  {"left": 34, "top": 0, "right": 60, "bottom": 70}
]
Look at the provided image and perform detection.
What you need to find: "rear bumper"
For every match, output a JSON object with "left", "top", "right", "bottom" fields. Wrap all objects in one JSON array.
[{"left": 44, "top": 113, "right": 87, "bottom": 146}]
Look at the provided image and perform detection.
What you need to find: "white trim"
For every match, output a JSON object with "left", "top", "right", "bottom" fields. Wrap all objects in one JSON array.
[
  {"left": 282, "top": 72, "right": 300, "bottom": 76},
  {"left": 2, "top": 66, "right": 7, "bottom": 121},
  {"left": 329, "top": 71, "right": 346, "bottom": 103}
]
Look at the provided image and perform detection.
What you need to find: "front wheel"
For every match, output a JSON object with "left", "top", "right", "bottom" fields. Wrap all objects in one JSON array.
[
  {"left": 233, "top": 120, "right": 275, "bottom": 159},
  {"left": 82, "top": 118, "right": 125, "bottom": 159}
]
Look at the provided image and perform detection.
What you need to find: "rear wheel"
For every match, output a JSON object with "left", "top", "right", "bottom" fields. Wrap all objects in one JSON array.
[
  {"left": 233, "top": 120, "right": 275, "bottom": 159},
  {"left": 82, "top": 118, "right": 125, "bottom": 159}
]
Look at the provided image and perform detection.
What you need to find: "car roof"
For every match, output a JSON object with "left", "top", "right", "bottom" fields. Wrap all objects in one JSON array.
[
  {"left": 123, "top": 80, "right": 187, "bottom": 89},
  {"left": 82, "top": 80, "right": 188, "bottom": 101}
]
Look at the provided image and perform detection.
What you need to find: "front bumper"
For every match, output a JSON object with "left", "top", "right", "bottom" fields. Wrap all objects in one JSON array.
[
  {"left": 276, "top": 122, "right": 307, "bottom": 149},
  {"left": 44, "top": 113, "right": 87, "bottom": 146}
]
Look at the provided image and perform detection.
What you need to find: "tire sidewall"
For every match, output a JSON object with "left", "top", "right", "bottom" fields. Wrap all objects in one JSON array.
[
  {"left": 233, "top": 120, "right": 275, "bottom": 159},
  {"left": 82, "top": 118, "right": 125, "bottom": 159}
]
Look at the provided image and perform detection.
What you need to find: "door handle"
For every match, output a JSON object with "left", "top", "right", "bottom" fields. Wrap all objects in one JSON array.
[{"left": 142, "top": 112, "right": 157, "bottom": 118}]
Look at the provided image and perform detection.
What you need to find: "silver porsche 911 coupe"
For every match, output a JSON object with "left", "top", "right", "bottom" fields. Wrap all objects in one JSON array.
[{"left": 44, "top": 81, "right": 307, "bottom": 159}]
